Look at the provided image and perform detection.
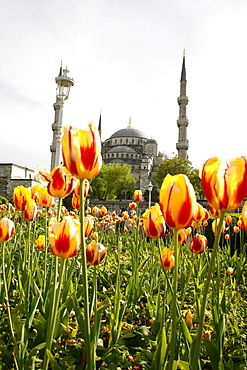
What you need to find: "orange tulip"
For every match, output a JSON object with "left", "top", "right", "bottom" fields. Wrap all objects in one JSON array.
[
  {"left": 160, "top": 247, "right": 175, "bottom": 269},
  {"left": 62, "top": 123, "right": 102, "bottom": 179},
  {"left": 35, "top": 235, "right": 45, "bottom": 250},
  {"left": 237, "top": 219, "right": 244, "bottom": 229},
  {"left": 142, "top": 203, "right": 166, "bottom": 239},
  {"left": 0, "top": 217, "right": 15, "bottom": 242},
  {"left": 200, "top": 156, "right": 247, "bottom": 211},
  {"left": 133, "top": 190, "right": 142, "bottom": 203},
  {"left": 36, "top": 187, "right": 53, "bottom": 208},
  {"left": 38, "top": 165, "right": 78, "bottom": 198},
  {"left": 159, "top": 174, "right": 196, "bottom": 230},
  {"left": 23, "top": 199, "right": 38, "bottom": 221},
  {"left": 86, "top": 240, "right": 107, "bottom": 266},
  {"left": 48, "top": 216, "right": 80, "bottom": 258},
  {"left": 190, "top": 234, "right": 208, "bottom": 254},
  {"left": 224, "top": 234, "right": 230, "bottom": 240},
  {"left": 13, "top": 186, "right": 31, "bottom": 211}
]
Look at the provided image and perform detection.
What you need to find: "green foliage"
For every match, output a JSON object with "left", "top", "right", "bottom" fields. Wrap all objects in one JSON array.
[
  {"left": 153, "top": 156, "right": 203, "bottom": 199},
  {"left": 0, "top": 195, "right": 8, "bottom": 205},
  {"left": 89, "top": 163, "right": 135, "bottom": 200}
]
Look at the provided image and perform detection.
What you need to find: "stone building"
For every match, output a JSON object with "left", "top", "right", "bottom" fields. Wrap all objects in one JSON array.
[{"left": 0, "top": 163, "right": 36, "bottom": 201}]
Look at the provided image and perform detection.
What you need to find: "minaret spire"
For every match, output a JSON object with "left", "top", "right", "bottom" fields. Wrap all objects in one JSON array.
[{"left": 176, "top": 51, "right": 189, "bottom": 159}]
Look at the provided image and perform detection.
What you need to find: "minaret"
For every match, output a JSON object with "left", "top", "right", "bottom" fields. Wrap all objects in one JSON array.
[
  {"left": 98, "top": 111, "right": 102, "bottom": 141},
  {"left": 50, "top": 63, "right": 74, "bottom": 170},
  {"left": 176, "top": 51, "right": 189, "bottom": 159}
]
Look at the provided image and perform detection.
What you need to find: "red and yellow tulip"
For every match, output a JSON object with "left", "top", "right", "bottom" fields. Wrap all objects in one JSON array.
[
  {"left": 200, "top": 156, "right": 247, "bottom": 211},
  {"left": 48, "top": 216, "right": 81, "bottom": 258},
  {"left": 142, "top": 203, "right": 166, "bottom": 239},
  {"left": 0, "top": 217, "right": 15, "bottom": 242},
  {"left": 86, "top": 240, "right": 107, "bottom": 266},
  {"left": 35, "top": 235, "right": 45, "bottom": 250},
  {"left": 190, "top": 234, "right": 208, "bottom": 254},
  {"left": 23, "top": 199, "right": 38, "bottom": 221},
  {"left": 38, "top": 165, "right": 78, "bottom": 198},
  {"left": 160, "top": 247, "right": 175, "bottom": 270},
  {"left": 133, "top": 190, "right": 142, "bottom": 203},
  {"left": 13, "top": 186, "right": 31, "bottom": 211},
  {"left": 62, "top": 123, "right": 102, "bottom": 179},
  {"left": 159, "top": 174, "right": 196, "bottom": 230}
]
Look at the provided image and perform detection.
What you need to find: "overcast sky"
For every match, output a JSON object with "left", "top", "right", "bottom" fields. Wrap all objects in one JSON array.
[{"left": 1, "top": 0, "right": 247, "bottom": 172}]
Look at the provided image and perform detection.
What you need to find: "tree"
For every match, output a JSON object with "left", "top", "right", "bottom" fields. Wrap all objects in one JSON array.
[
  {"left": 89, "top": 163, "right": 136, "bottom": 200},
  {"left": 153, "top": 156, "right": 203, "bottom": 199}
]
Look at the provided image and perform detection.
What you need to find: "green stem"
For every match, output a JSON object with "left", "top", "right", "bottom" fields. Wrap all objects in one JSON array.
[
  {"left": 191, "top": 211, "right": 226, "bottom": 369},
  {"left": 2, "top": 242, "right": 20, "bottom": 370},
  {"left": 79, "top": 179, "right": 93, "bottom": 370},
  {"left": 168, "top": 229, "right": 179, "bottom": 370},
  {"left": 43, "top": 258, "right": 66, "bottom": 370}
]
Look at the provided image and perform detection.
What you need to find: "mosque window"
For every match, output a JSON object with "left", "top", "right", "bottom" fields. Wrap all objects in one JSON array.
[
  {"left": 115, "top": 139, "right": 117, "bottom": 144},
  {"left": 132, "top": 139, "right": 134, "bottom": 144},
  {"left": 120, "top": 139, "right": 122, "bottom": 144},
  {"left": 126, "top": 139, "right": 128, "bottom": 144}
]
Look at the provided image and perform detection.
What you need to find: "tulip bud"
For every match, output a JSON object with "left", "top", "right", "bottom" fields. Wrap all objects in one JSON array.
[{"left": 86, "top": 240, "right": 107, "bottom": 266}]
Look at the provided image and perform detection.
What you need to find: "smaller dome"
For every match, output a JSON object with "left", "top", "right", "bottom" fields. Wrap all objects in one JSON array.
[
  {"left": 107, "top": 145, "right": 137, "bottom": 154},
  {"left": 146, "top": 138, "right": 157, "bottom": 144}
]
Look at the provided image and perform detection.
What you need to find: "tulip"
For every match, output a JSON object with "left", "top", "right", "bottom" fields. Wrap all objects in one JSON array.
[
  {"left": 142, "top": 203, "right": 166, "bottom": 239},
  {"left": 129, "top": 202, "right": 137, "bottom": 210},
  {"left": 227, "top": 267, "right": 234, "bottom": 275},
  {"left": 160, "top": 247, "right": 175, "bottom": 269},
  {"left": 100, "top": 206, "right": 107, "bottom": 216},
  {"left": 212, "top": 219, "right": 226, "bottom": 234},
  {"left": 193, "top": 203, "right": 206, "bottom": 222},
  {"left": 210, "top": 206, "right": 221, "bottom": 218},
  {"left": 190, "top": 234, "right": 208, "bottom": 254},
  {"left": 159, "top": 174, "right": 196, "bottom": 230},
  {"left": 200, "top": 156, "right": 247, "bottom": 211},
  {"left": 74, "top": 179, "right": 90, "bottom": 198},
  {"left": 13, "top": 186, "right": 31, "bottom": 211},
  {"left": 0, "top": 217, "right": 15, "bottom": 242},
  {"left": 48, "top": 216, "right": 81, "bottom": 258},
  {"left": 84, "top": 215, "right": 94, "bottom": 237},
  {"left": 92, "top": 206, "right": 100, "bottom": 215},
  {"left": 233, "top": 226, "right": 240, "bottom": 233},
  {"left": 177, "top": 227, "right": 191, "bottom": 245},
  {"left": 86, "top": 240, "right": 107, "bottom": 266},
  {"left": 184, "top": 310, "right": 193, "bottom": 328},
  {"left": 225, "top": 215, "right": 232, "bottom": 225},
  {"left": 237, "top": 219, "right": 244, "bottom": 229},
  {"left": 62, "top": 123, "right": 102, "bottom": 179},
  {"left": 224, "top": 234, "right": 230, "bottom": 240},
  {"left": 35, "top": 235, "right": 45, "bottom": 250},
  {"left": 241, "top": 201, "right": 247, "bottom": 231},
  {"left": 23, "top": 199, "right": 38, "bottom": 221},
  {"left": 38, "top": 165, "right": 78, "bottom": 198},
  {"left": 72, "top": 192, "right": 80, "bottom": 209},
  {"left": 36, "top": 187, "right": 53, "bottom": 208},
  {"left": 133, "top": 190, "right": 142, "bottom": 202}
]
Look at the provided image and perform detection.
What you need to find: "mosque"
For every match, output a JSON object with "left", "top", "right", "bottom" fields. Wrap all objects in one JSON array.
[{"left": 99, "top": 54, "right": 189, "bottom": 192}]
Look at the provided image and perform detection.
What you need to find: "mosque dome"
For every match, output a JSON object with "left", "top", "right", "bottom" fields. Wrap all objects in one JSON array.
[{"left": 110, "top": 127, "right": 148, "bottom": 139}]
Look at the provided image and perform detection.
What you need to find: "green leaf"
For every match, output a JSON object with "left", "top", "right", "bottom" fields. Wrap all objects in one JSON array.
[
  {"left": 203, "top": 339, "right": 220, "bottom": 370},
  {"left": 177, "top": 360, "right": 190, "bottom": 370},
  {"left": 46, "top": 349, "right": 62, "bottom": 370}
]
